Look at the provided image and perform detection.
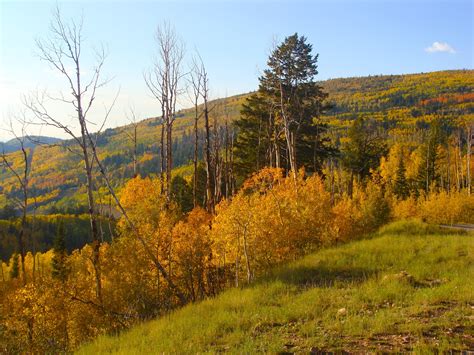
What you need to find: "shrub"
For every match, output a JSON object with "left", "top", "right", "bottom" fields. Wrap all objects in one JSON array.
[{"left": 418, "top": 191, "right": 474, "bottom": 225}]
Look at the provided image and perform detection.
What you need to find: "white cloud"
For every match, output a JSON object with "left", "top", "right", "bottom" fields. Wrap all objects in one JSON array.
[{"left": 425, "top": 41, "right": 456, "bottom": 54}]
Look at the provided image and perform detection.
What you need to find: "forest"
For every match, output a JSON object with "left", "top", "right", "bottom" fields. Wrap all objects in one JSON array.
[{"left": 0, "top": 8, "right": 473, "bottom": 354}]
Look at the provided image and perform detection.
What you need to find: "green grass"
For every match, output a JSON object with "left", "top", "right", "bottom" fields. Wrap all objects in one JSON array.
[{"left": 78, "top": 220, "right": 474, "bottom": 353}]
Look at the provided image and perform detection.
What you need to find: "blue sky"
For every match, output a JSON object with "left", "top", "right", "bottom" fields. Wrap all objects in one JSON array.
[{"left": 0, "top": 0, "right": 472, "bottom": 140}]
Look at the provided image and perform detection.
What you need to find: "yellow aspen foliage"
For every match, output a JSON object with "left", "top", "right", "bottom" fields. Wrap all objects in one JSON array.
[
  {"left": 118, "top": 176, "right": 180, "bottom": 278},
  {"left": 211, "top": 168, "right": 334, "bottom": 285},
  {"left": 392, "top": 195, "right": 419, "bottom": 220},
  {"left": 330, "top": 196, "right": 362, "bottom": 242},
  {"left": 418, "top": 191, "right": 474, "bottom": 225},
  {"left": 406, "top": 148, "right": 423, "bottom": 182},
  {"left": 380, "top": 143, "right": 404, "bottom": 188},
  {"left": 171, "top": 207, "right": 213, "bottom": 300}
]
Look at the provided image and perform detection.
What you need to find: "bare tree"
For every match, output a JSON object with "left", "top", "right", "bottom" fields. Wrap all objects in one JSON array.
[
  {"left": 199, "top": 60, "right": 214, "bottom": 213},
  {"left": 212, "top": 103, "right": 223, "bottom": 204},
  {"left": 24, "top": 7, "right": 112, "bottom": 302},
  {"left": 0, "top": 115, "right": 32, "bottom": 285},
  {"left": 223, "top": 103, "right": 235, "bottom": 198},
  {"left": 25, "top": 11, "right": 188, "bottom": 306},
  {"left": 466, "top": 122, "right": 472, "bottom": 195},
  {"left": 124, "top": 107, "right": 140, "bottom": 178},
  {"left": 144, "top": 23, "right": 185, "bottom": 201},
  {"left": 81, "top": 116, "right": 188, "bottom": 305},
  {"left": 188, "top": 57, "right": 203, "bottom": 208}
]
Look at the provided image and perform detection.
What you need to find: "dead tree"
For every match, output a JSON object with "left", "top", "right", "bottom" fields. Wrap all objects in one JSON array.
[
  {"left": 223, "top": 102, "right": 235, "bottom": 199},
  {"left": 212, "top": 103, "right": 223, "bottom": 204},
  {"left": 82, "top": 122, "right": 188, "bottom": 305},
  {"left": 200, "top": 61, "right": 214, "bottom": 213},
  {"left": 144, "top": 23, "right": 185, "bottom": 201},
  {"left": 466, "top": 123, "right": 472, "bottom": 195},
  {"left": 188, "top": 57, "right": 203, "bottom": 208},
  {"left": 124, "top": 107, "right": 139, "bottom": 178},
  {"left": 25, "top": 7, "right": 110, "bottom": 302},
  {"left": 0, "top": 116, "right": 31, "bottom": 285}
]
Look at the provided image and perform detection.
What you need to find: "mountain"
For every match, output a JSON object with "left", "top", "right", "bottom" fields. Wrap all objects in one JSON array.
[
  {"left": 0, "top": 69, "right": 472, "bottom": 213},
  {"left": 1, "top": 136, "right": 63, "bottom": 153}
]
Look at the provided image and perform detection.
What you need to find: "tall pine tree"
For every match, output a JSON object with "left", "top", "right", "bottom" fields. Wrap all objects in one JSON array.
[
  {"left": 394, "top": 153, "right": 409, "bottom": 199},
  {"left": 234, "top": 33, "right": 334, "bottom": 178},
  {"left": 51, "top": 220, "right": 69, "bottom": 282},
  {"left": 343, "top": 116, "right": 387, "bottom": 190}
]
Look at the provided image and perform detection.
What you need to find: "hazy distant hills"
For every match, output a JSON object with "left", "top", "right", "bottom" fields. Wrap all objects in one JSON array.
[
  {"left": 0, "top": 69, "right": 472, "bottom": 213},
  {"left": 1, "top": 136, "right": 63, "bottom": 153}
]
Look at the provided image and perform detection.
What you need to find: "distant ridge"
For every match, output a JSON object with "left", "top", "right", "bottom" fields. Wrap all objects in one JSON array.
[{"left": 1, "top": 136, "right": 63, "bottom": 153}]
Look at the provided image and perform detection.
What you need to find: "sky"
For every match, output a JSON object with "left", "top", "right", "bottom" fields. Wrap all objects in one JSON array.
[{"left": 0, "top": 0, "right": 472, "bottom": 141}]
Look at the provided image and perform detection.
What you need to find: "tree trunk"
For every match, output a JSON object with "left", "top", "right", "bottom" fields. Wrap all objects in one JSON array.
[
  {"left": 193, "top": 102, "right": 199, "bottom": 207},
  {"left": 133, "top": 125, "right": 137, "bottom": 177},
  {"left": 77, "top": 65, "right": 102, "bottom": 302},
  {"left": 204, "top": 97, "right": 214, "bottom": 213},
  {"left": 447, "top": 141, "right": 451, "bottom": 194},
  {"left": 160, "top": 119, "right": 166, "bottom": 195},
  {"left": 166, "top": 119, "right": 173, "bottom": 202},
  {"left": 242, "top": 226, "right": 252, "bottom": 284},
  {"left": 467, "top": 124, "right": 472, "bottom": 195}
]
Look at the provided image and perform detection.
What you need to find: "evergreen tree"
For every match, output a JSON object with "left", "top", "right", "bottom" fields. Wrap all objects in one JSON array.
[
  {"left": 0, "top": 204, "right": 17, "bottom": 220},
  {"left": 343, "top": 116, "right": 387, "bottom": 184},
  {"left": 9, "top": 253, "right": 19, "bottom": 279},
  {"left": 417, "top": 119, "right": 444, "bottom": 192},
  {"left": 234, "top": 33, "right": 334, "bottom": 178},
  {"left": 393, "top": 153, "right": 409, "bottom": 199},
  {"left": 51, "top": 220, "right": 69, "bottom": 282},
  {"left": 234, "top": 93, "right": 279, "bottom": 177},
  {"left": 171, "top": 176, "right": 194, "bottom": 213}
]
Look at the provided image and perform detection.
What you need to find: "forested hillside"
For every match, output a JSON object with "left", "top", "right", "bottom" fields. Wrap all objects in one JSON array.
[
  {"left": 1, "top": 70, "right": 472, "bottom": 214},
  {"left": 0, "top": 22, "right": 472, "bottom": 354}
]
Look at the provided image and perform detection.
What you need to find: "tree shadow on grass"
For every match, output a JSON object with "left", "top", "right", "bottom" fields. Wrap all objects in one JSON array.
[{"left": 265, "top": 264, "right": 377, "bottom": 288}]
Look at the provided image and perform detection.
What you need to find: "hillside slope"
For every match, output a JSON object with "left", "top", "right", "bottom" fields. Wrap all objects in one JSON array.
[
  {"left": 0, "top": 136, "right": 63, "bottom": 154},
  {"left": 0, "top": 70, "right": 473, "bottom": 212},
  {"left": 78, "top": 221, "right": 474, "bottom": 353}
]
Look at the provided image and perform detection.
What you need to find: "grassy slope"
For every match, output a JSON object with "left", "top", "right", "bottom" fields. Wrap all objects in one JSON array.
[{"left": 78, "top": 221, "right": 474, "bottom": 353}]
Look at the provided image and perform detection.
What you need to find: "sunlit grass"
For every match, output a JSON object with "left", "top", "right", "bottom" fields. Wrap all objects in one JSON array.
[{"left": 78, "top": 220, "right": 474, "bottom": 353}]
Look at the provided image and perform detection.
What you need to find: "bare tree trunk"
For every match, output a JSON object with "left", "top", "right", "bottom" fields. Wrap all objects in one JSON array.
[
  {"left": 467, "top": 124, "right": 472, "bottom": 195},
  {"left": 166, "top": 119, "right": 173, "bottom": 202},
  {"left": 426, "top": 141, "right": 430, "bottom": 194},
  {"left": 278, "top": 79, "right": 297, "bottom": 187},
  {"left": 160, "top": 118, "right": 166, "bottom": 194},
  {"left": 200, "top": 65, "right": 214, "bottom": 213},
  {"left": 213, "top": 112, "right": 222, "bottom": 204},
  {"left": 330, "top": 159, "right": 335, "bottom": 205},
  {"left": 225, "top": 120, "right": 230, "bottom": 199},
  {"left": 204, "top": 100, "right": 213, "bottom": 212},
  {"left": 85, "top": 125, "right": 188, "bottom": 305},
  {"left": 242, "top": 226, "right": 252, "bottom": 284},
  {"left": 455, "top": 138, "right": 460, "bottom": 191},
  {"left": 229, "top": 128, "right": 235, "bottom": 195},
  {"left": 125, "top": 108, "right": 139, "bottom": 178},
  {"left": 133, "top": 125, "right": 137, "bottom": 177},
  {"left": 144, "top": 23, "right": 184, "bottom": 202},
  {"left": 447, "top": 141, "right": 451, "bottom": 194},
  {"left": 193, "top": 105, "right": 199, "bottom": 206},
  {"left": 27, "top": 8, "right": 112, "bottom": 302},
  {"left": 188, "top": 57, "right": 203, "bottom": 207},
  {"left": 459, "top": 132, "right": 464, "bottom": 190}
]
